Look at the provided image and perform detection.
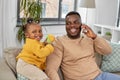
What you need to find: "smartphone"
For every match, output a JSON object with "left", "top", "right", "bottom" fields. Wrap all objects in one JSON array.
[{"left": 81, "top": 27, "right": 88, "bottom": 37}]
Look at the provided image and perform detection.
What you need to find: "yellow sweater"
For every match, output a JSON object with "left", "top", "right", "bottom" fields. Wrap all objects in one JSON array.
[{"left": 16, "top": 38, "right": 54, "bottom": 70}]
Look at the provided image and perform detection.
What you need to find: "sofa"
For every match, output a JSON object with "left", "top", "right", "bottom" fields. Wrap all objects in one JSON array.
[
  {"left": 0, "top": 47, "right": 64, "bottom": 80},
  {"left": 0, "top": 42, "right": 120, "bottom": 80}
]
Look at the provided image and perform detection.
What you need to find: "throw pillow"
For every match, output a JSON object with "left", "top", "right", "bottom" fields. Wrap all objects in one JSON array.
[
  {"left": 101, "top": 42, "right": 120, "bottom": 72},
  {"left": 17, "top": 73, "right": 29, "bottom": 80}
]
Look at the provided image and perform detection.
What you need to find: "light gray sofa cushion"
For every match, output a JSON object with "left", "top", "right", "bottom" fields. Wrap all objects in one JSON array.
[
  {"left": 0, "top": 58, "right": 16, "bottom": 80},
  {"left": 3, "top": 47, "right": 21, "bottom": 75}
]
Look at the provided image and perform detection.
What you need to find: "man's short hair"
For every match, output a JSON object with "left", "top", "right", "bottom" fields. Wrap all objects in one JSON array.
[{"left": 65, "top": 11, "right": 81, "bottom": 19}]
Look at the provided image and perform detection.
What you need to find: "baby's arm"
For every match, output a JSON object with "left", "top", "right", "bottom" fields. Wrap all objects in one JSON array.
[
  {"left": 44, "top": 34, "right": 55, "bottom": 45},
  {"left": 34, "top": 34, "right": 55, "bottom": 57}
]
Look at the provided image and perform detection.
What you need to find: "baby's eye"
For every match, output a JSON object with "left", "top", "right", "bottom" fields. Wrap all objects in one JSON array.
[
  {"left": 39, "top": 30, "right": 42, "bottom": 33},
  {"left": 38, "top": 30, "right": 42, "bottom": 34},
  {"left": 32, "top": 30, "right": 36, "bottom": 33}
]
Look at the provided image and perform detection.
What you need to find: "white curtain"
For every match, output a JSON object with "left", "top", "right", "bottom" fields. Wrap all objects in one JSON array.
[{"left": 0, "top": 0, "right": 18, "bottom": 58}]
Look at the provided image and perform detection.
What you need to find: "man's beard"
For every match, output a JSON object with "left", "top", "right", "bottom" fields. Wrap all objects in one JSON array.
[{"left": 67, "top": 28, "right": 81, "bottom": 39}]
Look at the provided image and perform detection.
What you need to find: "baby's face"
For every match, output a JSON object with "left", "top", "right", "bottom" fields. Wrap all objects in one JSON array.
[{"left": 25, "top": 24, "right": 43, "bottom": 41}]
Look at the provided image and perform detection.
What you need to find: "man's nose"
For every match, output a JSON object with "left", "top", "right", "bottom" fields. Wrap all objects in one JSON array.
[{"left": 70, "top": 23, "right": 76, "bottom": 27}]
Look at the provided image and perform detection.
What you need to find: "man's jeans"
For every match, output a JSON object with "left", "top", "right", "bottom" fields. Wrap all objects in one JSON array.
[{"left": 95, "top": 72, "right": 120, "bottom": 80}]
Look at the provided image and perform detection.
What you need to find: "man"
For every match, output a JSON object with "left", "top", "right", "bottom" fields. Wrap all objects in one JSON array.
[{"left": 46, "top": 11, "right": 120, "bottom": 80}]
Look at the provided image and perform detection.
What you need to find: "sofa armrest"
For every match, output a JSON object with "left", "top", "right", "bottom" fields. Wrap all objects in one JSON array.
[{"left": 0, "top": 58, "right": 16, "bottom": 80}]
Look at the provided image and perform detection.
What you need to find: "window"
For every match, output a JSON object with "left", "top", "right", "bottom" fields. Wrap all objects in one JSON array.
[
  {"left": 17, "top": 0, "right": 96, "bottom": 26},
  {"left": 41, "top": 0, "right": 59, "bottom": 18},
  {"left": 17, "top": 0, "right": 77, "bottom": 23},
  {"left": 61, "top": 0, "right": 75, "bottom": 18}
]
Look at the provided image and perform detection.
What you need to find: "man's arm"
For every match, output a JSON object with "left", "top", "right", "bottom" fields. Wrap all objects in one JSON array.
[
  {"left": 94, "top": 36, "right": 112, "bottom": 55},
  {"left": 81, "top": 24, "right": 112, "bottom": 55},
  {"left": 45, "top": 37, "right": 63, "bottom": 80}
]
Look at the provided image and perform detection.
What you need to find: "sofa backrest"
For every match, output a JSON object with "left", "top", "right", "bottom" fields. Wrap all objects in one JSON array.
[{"left": 3, "top": 47, "right": 22, "bottom": 75}]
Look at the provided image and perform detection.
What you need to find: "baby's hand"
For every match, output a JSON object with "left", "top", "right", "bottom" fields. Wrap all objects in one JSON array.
[{"left": 45, "top": 34, "right": 55, "bottom": 44}]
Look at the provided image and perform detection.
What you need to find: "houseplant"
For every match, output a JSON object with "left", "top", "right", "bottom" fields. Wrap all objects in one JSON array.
[
  {"left": 17, "top": 0, "right": 42, "bottom": 43},
  {"left": 103, "top": 32, "right": 112, "bottom": 41},
  {"left": 105, "top": 32, "right": 112, "bottom": 36}
]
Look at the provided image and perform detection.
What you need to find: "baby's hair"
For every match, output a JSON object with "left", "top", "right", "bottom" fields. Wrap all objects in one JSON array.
[
  {"left": 22, "top": 18, "right": 40, "bottom": 33},
  {"left": 27, "top": 18, "right": 40, "bottom": 24}
]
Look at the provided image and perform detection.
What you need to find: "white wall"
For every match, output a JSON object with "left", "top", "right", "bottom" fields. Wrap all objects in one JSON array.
[
  {"left": 78, "top": 0, "right": 118, "bottom": 29},
  {"left": 0, "top": 0, "right": 18, "bottom": 58},
  {"left": 95, "top": 0, "right": 118, "bottom": 26},
  {"left": 41, "top": 25, "right": 66, "bottom": 41}
]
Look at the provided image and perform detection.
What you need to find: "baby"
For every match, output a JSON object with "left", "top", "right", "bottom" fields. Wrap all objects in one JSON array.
[{"left": 16, "top": 18, "right": 55, "bottom": 80}]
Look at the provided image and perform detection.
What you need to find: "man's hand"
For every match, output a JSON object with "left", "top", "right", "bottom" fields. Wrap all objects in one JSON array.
[{"left": 81, "top": 24, "right": 97, "bottom": 39}]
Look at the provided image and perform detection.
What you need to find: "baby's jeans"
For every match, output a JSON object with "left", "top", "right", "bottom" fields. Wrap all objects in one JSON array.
[{"left": 16, "top": 58, "right": 49, "bottom": 80}]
